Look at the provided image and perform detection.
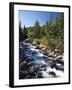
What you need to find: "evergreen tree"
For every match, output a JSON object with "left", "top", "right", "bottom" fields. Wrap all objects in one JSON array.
[
  {"left": 33, "top": 20, "right": 41, "bottom": 38},
  {"left": 41, "top": 25, "right": 46, "bottom": 37},
  {"left": 19, "top": 22, "right": 23, "bottom": 42},
  {"left": 23, "top": 25, "right": 28, "bottom": 39}
]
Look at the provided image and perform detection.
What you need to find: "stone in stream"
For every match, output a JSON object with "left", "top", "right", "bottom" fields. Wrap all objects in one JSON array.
[
  {"left": 32, "top": 51, "right": 37, "bottom": 55},
  {"left": 26, "top": 57, "right": 35, "bottom": 63},
  {"left": 19, "top": 71, "right": 28, "bottom": 79},
  {"left": 48, "top": 57, "right": 55, "bottom": 61},
  {"left": 43, "top": 52, "right": 48, "bottom": 56},
  {"left": 28, "top": 66, "right": 35, "bottom": 74},
  {"left": 48, "top": 71, "right": 56, "bottom": 76},
  {"left": 48, "top": 51, "right": 55, "bottom": 57},
  {"left": 19, "top": 54, "right": 28, "bottom": 63},
  {"left": 36, "top": 70, "right": 43, "bottom": 78},
  {"left": 35, "top": 45, "right": 41, "bottom": 49},
  {"left": 22, "top": 39, "right": 32, "bottom": 43},
  {"left": 52, "top": 54, "right": 57, "bottom": 58},
  {"left": 56, "top": 59, "right": 64, "bottom": 65},
  {"left": 55, "top": 64, "right": 64, "bottom": 71},
  {"left": 20, "top": 60, "right": 29, "bottom": 71},
  {"left": 54, "top": 49, "right": 60, "bottom": 53},
  {"left": 56, "top": 55, "right": 63, "bottom": 60},
  {"left": 50, "top": 60, "right": 57, "bottom": 68}
]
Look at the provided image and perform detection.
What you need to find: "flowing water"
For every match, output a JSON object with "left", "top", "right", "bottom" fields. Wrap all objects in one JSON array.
[{"left": 19, "top": 39, "right": 64, "bottom": 79}]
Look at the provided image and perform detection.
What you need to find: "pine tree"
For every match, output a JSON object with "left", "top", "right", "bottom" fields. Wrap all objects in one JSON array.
[
  {"left": 23, "top": 25, "right": 28, "bottom": 39},
  {"left": 19, "top": 22, "right": 23, "bottom": 42},
  {"left": 33, "top": 20, "right": 41, "bottom": 38}
]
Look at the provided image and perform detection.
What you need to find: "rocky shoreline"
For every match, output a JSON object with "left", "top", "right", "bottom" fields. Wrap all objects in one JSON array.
[{"left": 32, "top": 42, "right": 64, "bottom": 64}]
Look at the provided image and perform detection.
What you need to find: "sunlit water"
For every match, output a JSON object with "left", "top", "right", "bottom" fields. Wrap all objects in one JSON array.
[{"left": 19, "top": 39, "right": 64, "bottom": 79}]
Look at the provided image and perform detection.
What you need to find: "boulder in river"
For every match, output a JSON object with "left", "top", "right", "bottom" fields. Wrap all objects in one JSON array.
[
  {"left": 56, "top": 55, "right": 63, "bottom": 60},
  {"left": 19, "top": 71, "right": 28, "bottom": 79},
  {"left": 20, "top": 61, "right": 28, "bottom": 71},
  {"left": 48, "top": 71, "right": 56, "bottom": 76},
  {"left": 48, "top": 51, "right": 55, "bottom": 57},
  {"left": 24, "top": 38, "right": 32, "bottom": 43}
]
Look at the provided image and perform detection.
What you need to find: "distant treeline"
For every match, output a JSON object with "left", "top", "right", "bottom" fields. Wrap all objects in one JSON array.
[{"left": 19, "top": 13, "right": 64, "bottom": 52}]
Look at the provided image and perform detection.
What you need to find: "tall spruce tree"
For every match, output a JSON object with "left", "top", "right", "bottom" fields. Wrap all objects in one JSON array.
[
  {"left": 33, "top": 20, "right": 41, "bottom": 38},
  {"left": 23, "top": 25, "right": 28, "bottom": 39},
  {"left": 19, "top": 22, "right": 23, "bottom": 42}
]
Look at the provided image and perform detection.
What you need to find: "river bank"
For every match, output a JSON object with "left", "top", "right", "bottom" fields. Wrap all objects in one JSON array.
[{"left": 32, "top": 42, "right": 64, "bottom": 64}]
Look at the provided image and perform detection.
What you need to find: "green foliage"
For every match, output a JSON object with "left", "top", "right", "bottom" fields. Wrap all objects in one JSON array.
[
  {"left": 19, "top": 23, "right": 28, "bottom": 41},
  {"left": 19, "top": 22, "right": 24, "bottom": 42},
  {"left": 33, "top": 38, "right": 41, "bottom": 45},
  {"left": 47, "top": 38, "right": 58, "bottom": 50},
  {"left": 33, "top": 21, "right": 41, "bottom": 38},
  {"left": 23, "top": 25, "right": 28, "bottom": 39},
  {"left": 19, "top": 13, "right": 64, "bottom": 53},
  {"left": 40, "top": 36, "right": 48, "bottom": 45}
]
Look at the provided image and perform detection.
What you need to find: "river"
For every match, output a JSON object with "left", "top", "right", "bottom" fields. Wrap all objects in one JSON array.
[{"left": 19, "top": 39, "right": 64, "bottom": 79}]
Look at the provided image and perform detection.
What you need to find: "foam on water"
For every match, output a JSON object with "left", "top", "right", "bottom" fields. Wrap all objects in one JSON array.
[
  {"left": 46, "top": 67, "right": 64, "bottom": 78},
  {"left": 20, "top": 40, "right": 64, "bottom": 78}
]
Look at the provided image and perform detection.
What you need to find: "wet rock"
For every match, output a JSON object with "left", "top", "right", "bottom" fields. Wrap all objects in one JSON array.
[
  {"left": 55, "top": 64, "right": 64, "bottom": 71},
  {"left": 28, "top": 66, "right": 35, "bottom": 73},
  {"left": 50, "top": 60, "right": 57, "bottom": 68},
  {"left": 48, "top": 71, "right": 56, "bottom": 76},
  {"left": 54, "top": 49, "right": 58, "bottom": 52},
  {"left": 26, "top": 57, "right": 35, "bottom": 63},
  {"left": 48, "top": 51, "right": 54, "bottom": 57},
  {"left": 54, "top": 49, "right": 61, "bottom": 53},
  {"left": 56, "top": 55, "right": 63, "bottom": 60},
  {"left": 43, "top": 52, "right": 48, "bottom": 56},
  {"left": 35, "top": 45, "right": 41, "bottom": 49},
  {"left": 19, "top": 71, "right": 28, "bottom": 79},
  {"left": 20, "top": 61, "right": 28, "bottom": 71},
  {"left": 41, "top": 47, "right": 47, "bottom": 52},
  {"left": 42, "top": 56, "right": 48, "bottom": 60},
  {"left": 32, "top": 51, "right": 37, "bottom": 55},
  {"left": 55, "top": 55, "right": 64, "bottom": 65},
  {"left": 41, "top": 71, "right": 53, "bottom": 78},
  {"left": 56, "top": 59, "right": 64, "bottom": 65},
  {"left": 37, "top": 71, "right": 43, "bottom": 78},
  {"left": 48, "top": 57, "right": 55, "bottom": 60},
  {"left": 47, "top": 49, "right": 51, "bottom": 53},
  {"left": 54, "top": 49, "right": 59, "bottom": 52},
  {"left": 41, "top": 64, "right": 47, "bottom": 68},
  {"left": 52, "top": 54, "right": 57, "bottom": 58},
  {"left": 24, "top": 38, "right": 32, "bottom": 43}
]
